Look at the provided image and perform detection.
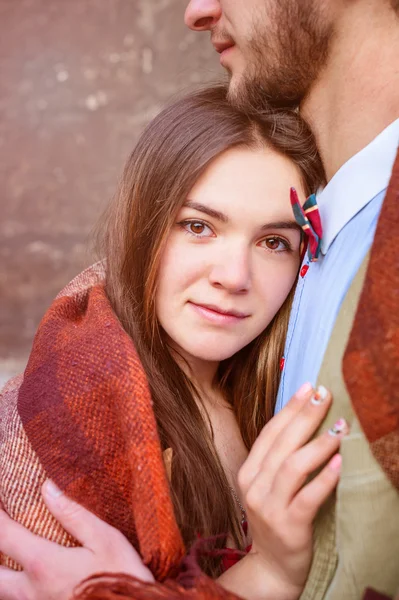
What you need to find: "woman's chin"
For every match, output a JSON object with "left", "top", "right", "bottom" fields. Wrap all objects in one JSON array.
[{"left": 182, "top": 341, "right": 244, "bottom": 364}]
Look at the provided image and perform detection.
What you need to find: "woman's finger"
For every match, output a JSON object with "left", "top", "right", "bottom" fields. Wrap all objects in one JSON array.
[
  {"left": 0, "top": 566, "right": 30, "bottom": 600},
  {"left": 270, "top": 418, "right": 349, "bottom": 507},
  {"left": 42, "top": 480, "right": 115, "bottom": 552},
  {"left": 238, "top": 382, "right": 313, "bottom": 490},
  {"left": 0, "top": 510, "right": 50, "bottom": 568},
  {"left": 290, "top": 453, "right": 342, "bottom": 522},
  {"left": 255, "top": 386, "right": 333, "bottom": 492}
]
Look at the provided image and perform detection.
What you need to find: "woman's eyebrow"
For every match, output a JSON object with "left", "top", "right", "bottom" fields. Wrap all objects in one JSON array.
[
  {"left": 183, "top": 201, "right": 301, "bottom": 233},
  {"left": 259, "top": 220, "right": 301, "bottom": 232},
  {"left": 183, "top": 200, "right": 228, "bottom": 223}
]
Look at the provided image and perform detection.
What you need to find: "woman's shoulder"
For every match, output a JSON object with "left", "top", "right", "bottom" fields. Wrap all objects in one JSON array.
[
  {"left": 0, "top": 264, "right": 181, "bottom": 567},
  {"left": 3, "top": 260, "right": 151, "bottom": 453},
  {"left": 0, "top": 263, "right": 175, "bottom": 567},
  {"left": 55, "top": 260, "right": 106, "bottom": 301}
]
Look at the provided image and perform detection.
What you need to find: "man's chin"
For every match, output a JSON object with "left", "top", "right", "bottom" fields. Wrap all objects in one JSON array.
[
  {"left": 227, "top": 71, "right": 300, "bottom": 112},
  {"left": 225, "top": 73, "right": 248, "bottom": 109},
  {"left": 226, "top": 74, "right": 265, "bottom": 112}
]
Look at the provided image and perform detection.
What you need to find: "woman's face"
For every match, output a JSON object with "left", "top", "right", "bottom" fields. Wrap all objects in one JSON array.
[{"left": 156, "top": 146, "right": 304, "bottom": 371}]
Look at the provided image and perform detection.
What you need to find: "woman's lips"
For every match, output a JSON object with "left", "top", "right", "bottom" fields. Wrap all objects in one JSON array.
[{"left": 188, "top": 301, "right": 249, "bottom": 325}]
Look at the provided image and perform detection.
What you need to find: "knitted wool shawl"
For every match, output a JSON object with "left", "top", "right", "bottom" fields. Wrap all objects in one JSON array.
[{"left": 0, "top": 261, "right": 241, "bottom": 599}]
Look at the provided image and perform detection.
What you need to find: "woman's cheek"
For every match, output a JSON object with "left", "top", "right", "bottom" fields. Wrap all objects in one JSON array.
[
  {"left": 262, "top": 262, "right": 297, "bottom": 314},
  {"left": 158, "top": 239, "right": 209, "bottom": 300}
]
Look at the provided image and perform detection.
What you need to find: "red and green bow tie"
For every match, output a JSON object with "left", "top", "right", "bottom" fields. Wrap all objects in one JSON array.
[{"left": 290, "top": 187, "right": 323, "bottom": 262}]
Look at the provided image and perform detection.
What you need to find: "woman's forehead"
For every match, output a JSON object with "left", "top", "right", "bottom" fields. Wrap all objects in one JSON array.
[{"left": 187, "top": 146, "right": 304, "bottom": 222}]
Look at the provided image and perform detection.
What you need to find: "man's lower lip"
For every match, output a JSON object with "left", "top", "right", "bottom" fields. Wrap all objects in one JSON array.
[
  {"left": 189, "top": 302, "right": 245, "bottom": 324},
  {"left": 220, "top": 46, "right": 234, "bottom": 64}
]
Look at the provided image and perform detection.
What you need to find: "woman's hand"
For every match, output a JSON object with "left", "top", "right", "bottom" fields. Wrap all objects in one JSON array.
[
  {"left": 220, "top": 383, "right": 347, "bottom": 600},
  {"left": 0, "top": 480, "right": 153, "bottom": 600}
]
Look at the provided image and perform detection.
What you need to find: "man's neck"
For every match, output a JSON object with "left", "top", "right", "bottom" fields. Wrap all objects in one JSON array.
[{"left": 301, "top": 2, "right": 399, "bottom": 182}]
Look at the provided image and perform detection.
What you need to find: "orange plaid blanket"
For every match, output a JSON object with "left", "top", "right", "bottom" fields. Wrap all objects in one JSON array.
[{"left": 0, "top": 262, "right": 240, "bottom": 598}]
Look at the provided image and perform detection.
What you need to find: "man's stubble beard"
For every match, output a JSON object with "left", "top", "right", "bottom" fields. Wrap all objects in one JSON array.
[{"left": 227, "top": 0, "right": 334, "bottom": 111}]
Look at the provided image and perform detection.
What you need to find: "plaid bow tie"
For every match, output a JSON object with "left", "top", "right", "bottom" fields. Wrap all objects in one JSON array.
[{"left": 290, "top": 187, "right": 323, "bottom": 262}]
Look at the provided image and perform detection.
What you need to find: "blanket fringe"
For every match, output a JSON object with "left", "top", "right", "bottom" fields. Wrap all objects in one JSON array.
[{"left": 72, "top": 572, "right": 242, "bottom": 600}]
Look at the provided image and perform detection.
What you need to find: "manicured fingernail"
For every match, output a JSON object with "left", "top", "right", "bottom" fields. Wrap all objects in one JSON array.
[
  {"left": 310, "top": 385, "right": 328, "bottom": 405},
  {"left": 328, "top": 418, "right": 348, "bottom": 437},
  {"left": 44, "top": 479, "right": 63, "bottom": 499},
  {"left": 297, "top": 381, "right": 313, "bottom": 396},
  {"left": 329, "top": 454, "right": 342, "bottom": 472}
]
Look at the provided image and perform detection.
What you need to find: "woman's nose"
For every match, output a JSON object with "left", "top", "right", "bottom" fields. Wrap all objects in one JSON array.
[
  {"left": 184, "top": 0, "right": 222, "bottom": 31},
  {"left": 209, "top": 247, "right": 251, "bottom": 293}
]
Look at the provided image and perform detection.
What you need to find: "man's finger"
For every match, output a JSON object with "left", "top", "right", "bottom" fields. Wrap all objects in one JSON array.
[
  {"left": 42, "top": 480, "right": 114, "bottom": 551},
  {"left": 0, "top": 565, "right": 30, "bottom": 600},
  {"left": 0, "top": 510, "right": 51, "bottom": 569}
]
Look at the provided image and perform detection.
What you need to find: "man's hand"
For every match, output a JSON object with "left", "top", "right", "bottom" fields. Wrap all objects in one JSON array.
[{"left": 0, "top": 480, "right": 153, "bottom": 600}]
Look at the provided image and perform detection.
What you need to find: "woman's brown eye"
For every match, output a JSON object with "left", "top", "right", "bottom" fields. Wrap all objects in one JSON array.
[
  {"left": 266, "top": 237, "right": 280, "bottom": 250},
  {"left": 190, "top": 222, "right": 205, "bottom": 234}
]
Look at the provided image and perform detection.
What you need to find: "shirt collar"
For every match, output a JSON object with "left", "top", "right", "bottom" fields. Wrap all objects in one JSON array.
[{"left": 317, "top": 118, "right": 399, "bottom": 254}]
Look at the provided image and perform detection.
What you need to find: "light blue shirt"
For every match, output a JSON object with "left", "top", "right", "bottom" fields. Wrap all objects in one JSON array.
[{"left": 275, "top": 119, "right": 399, "bottom": 412}]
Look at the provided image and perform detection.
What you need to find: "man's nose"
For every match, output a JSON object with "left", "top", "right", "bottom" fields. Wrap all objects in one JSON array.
[{"left": 184, "top": 0, "right": 222, "bottom": 31}]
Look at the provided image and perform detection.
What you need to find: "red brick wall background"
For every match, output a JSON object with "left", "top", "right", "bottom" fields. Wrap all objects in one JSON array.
[{"left": 0, "top": 0, "right": 220, "bottom": 383}]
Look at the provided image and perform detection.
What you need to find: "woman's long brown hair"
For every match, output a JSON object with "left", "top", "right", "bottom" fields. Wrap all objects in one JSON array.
[{"left": 99, "top": 85, "right": 324, "bottom": 575}]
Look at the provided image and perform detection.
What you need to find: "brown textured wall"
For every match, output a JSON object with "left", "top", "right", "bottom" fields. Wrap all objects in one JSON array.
[{"left": 0, "top": 0, "right": 220, "bottom": 383}]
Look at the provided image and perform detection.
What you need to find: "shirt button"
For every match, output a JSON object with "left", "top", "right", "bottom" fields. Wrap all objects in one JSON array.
[{"left": 300, "top": 265, "right": 309, "bottom": 278}]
